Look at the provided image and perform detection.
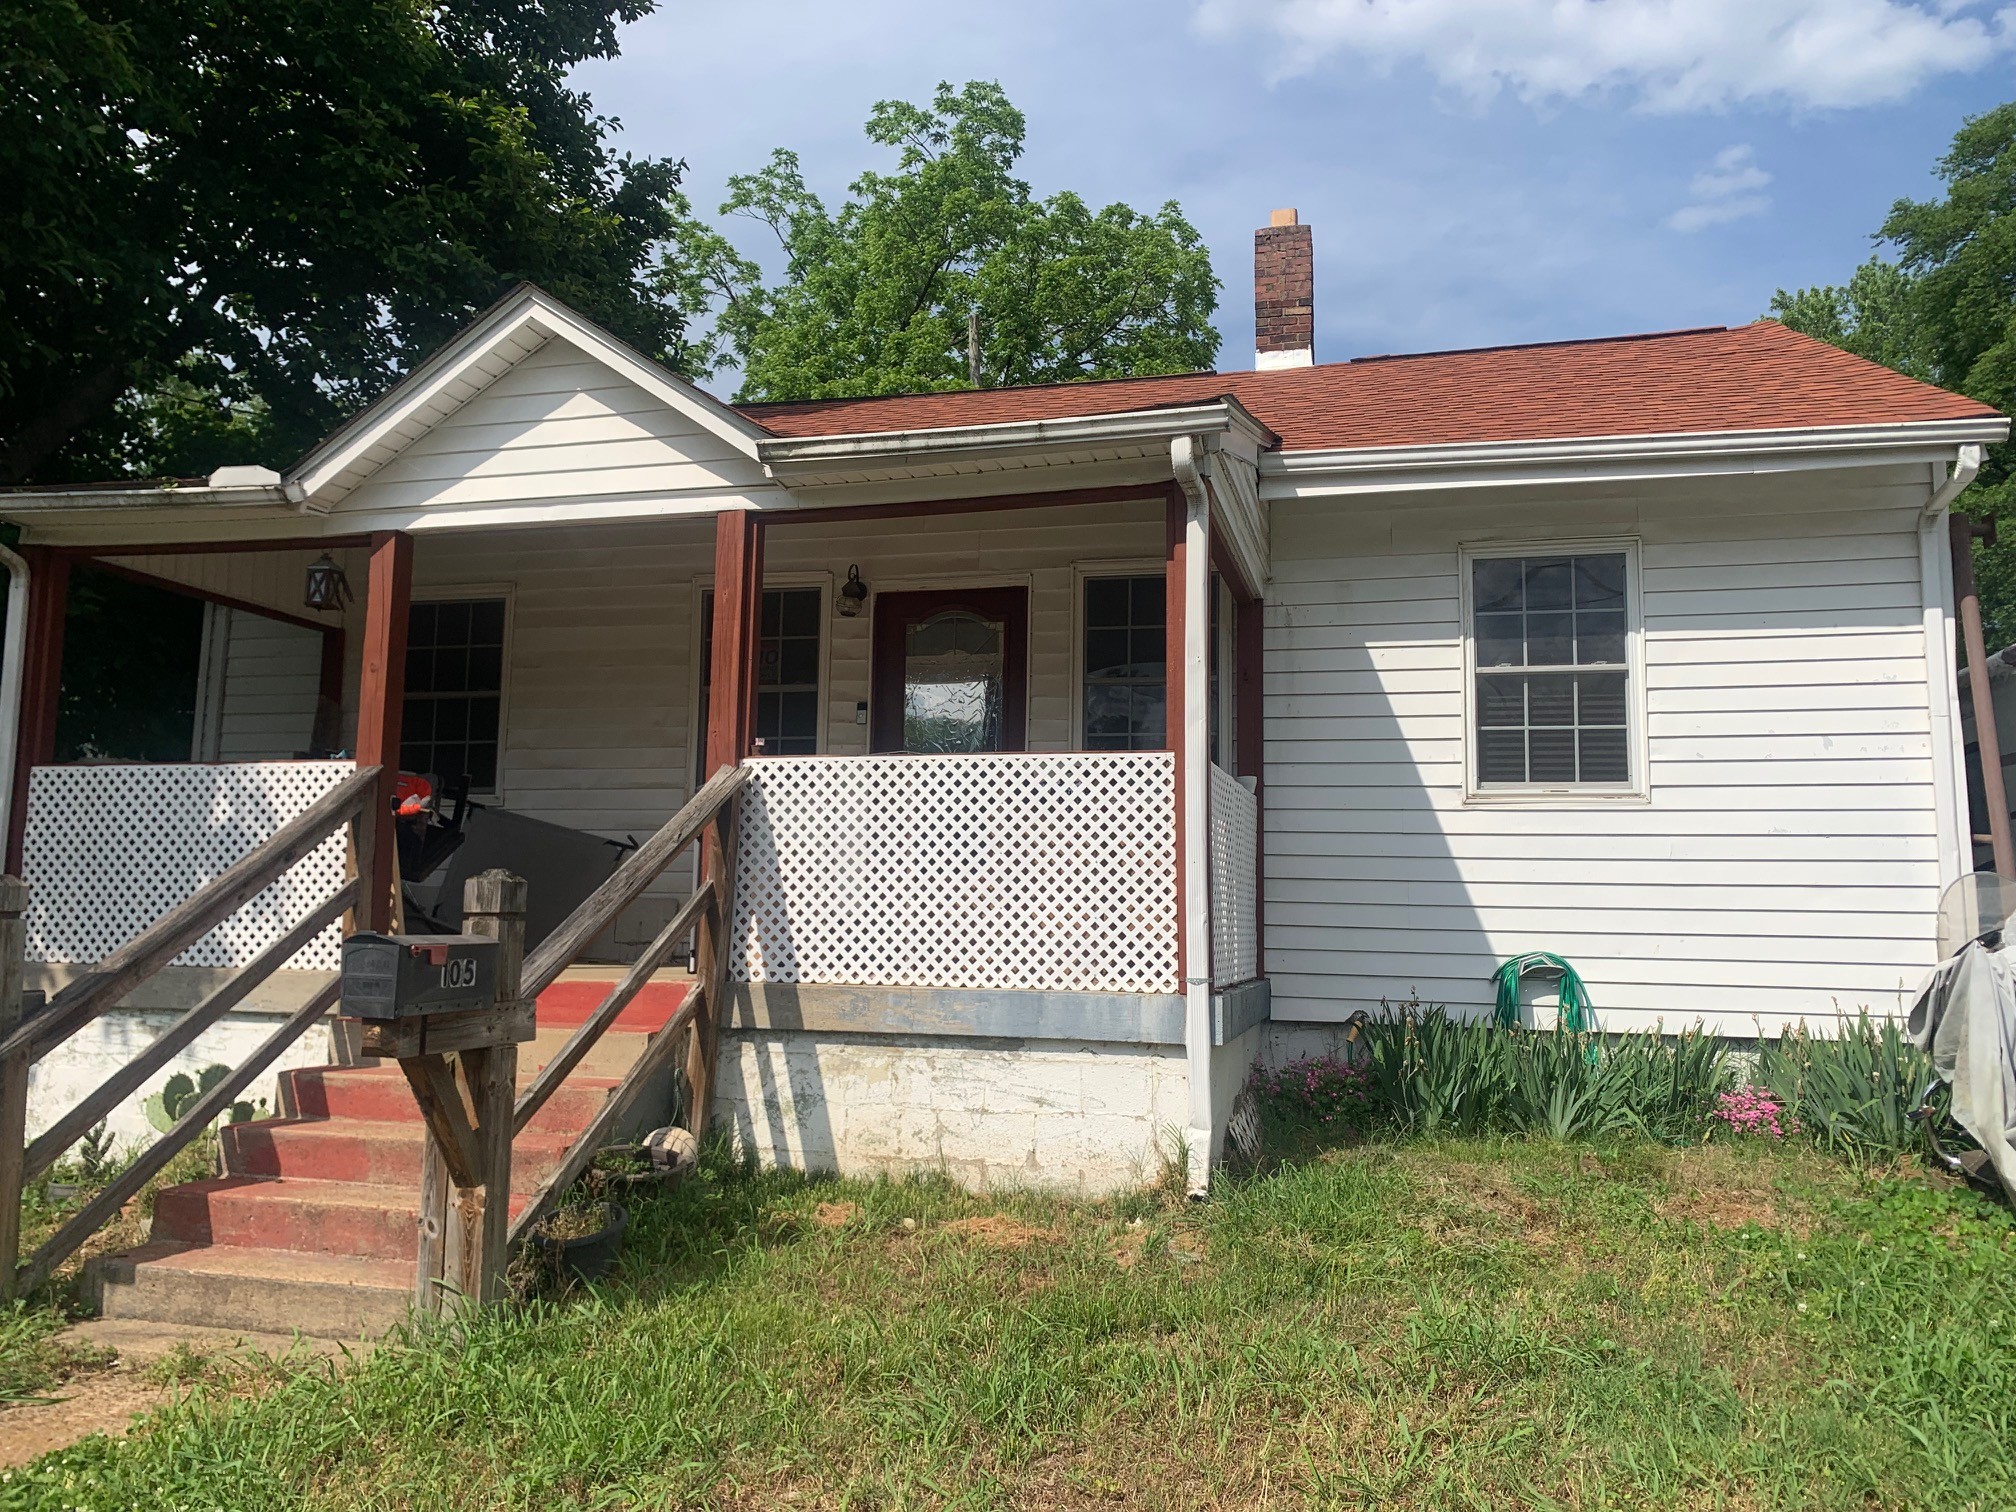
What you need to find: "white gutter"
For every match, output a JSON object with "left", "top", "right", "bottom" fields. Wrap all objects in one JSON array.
[
  {"left": 0, "top": 464, "right": 306, "bottom": 515},
  {"left": 0, "top": 542, "right": 29, "bottom": 855},
  {"left": 759, "top": 400, "right": 1275, "bottom": 476},
  {"left": 1265, "top": 416, "right": 2010, "bottom": 498},
  {"left": 1169, "top": 434, "right": 1214, "bottom": 1198},
  {"left": 1923, "top": 444, "right": 1990, "bottom": 888},
  {"left": 1923, "top": 443, "right": 1986, "bottom": 523}
]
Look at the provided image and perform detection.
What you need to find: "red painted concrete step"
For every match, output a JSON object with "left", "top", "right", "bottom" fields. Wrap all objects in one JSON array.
[
  {"left": 533, "top": 977, "right": 689, "bottom": 1033},
  {"left": 221, "top": 1117, "right": 575, "bottom": 1190},
  {"left": 96, "top": 971, "right": 692, "bottom": 1337},
  {"left": 152, "top": 1176, "right": 529, "bottom": 1261},
  {"left": 282, "top": 1063, "right": 620, "bottom": 1135}
]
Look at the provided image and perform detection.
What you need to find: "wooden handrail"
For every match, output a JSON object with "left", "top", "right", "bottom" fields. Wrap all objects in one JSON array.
[
  {"left": 497, "top": 762, "right": 746, "bottom": 1253},
  {"left": 514, "top": 879, "right": 716, "bottom": 1136},
  {"left": 520, "top": 763, "right": 747, "bottom": 1002},
  {"left": 508, "top": 983, "right": 707, "bottom": 1246},
  {"left": 2, "top": 762, "right": 380, "bottom": 1303},
  {"left": 0, "top": 763, "right": 380, "bottom": 1063},
  {"left": 14, "top": 977, "right": 340, "bottom": 1298},
  {"left": 19, "top": 879, "right": 359, "bottom": 1184}
]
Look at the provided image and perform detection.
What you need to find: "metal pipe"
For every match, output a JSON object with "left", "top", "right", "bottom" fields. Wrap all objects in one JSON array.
[
  {"left": 1170, "top": 435, "right": 1214, "bottom": 1197},
  {"left": 1951, "top": 510, "right": 2014, "bottom": 878}
]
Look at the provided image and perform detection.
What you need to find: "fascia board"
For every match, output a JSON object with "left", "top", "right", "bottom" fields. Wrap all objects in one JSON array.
[
  {"left": 1261, "top": 418, "right": 2012, "bottom": 499},
  {"left": 0, "top": 486, "right": 298, "bottom": 513},
  {"left": 757, "top": 401, "right": 1250, "bottom": 475}
]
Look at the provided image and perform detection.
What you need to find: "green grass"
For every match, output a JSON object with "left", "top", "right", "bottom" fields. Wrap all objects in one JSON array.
[
  {"left": 4, "top": 1137, "right": 2012, "bottom": 1510},
  {"left": 2, "top": 1131, "right": 219, "bottom": 1407}
]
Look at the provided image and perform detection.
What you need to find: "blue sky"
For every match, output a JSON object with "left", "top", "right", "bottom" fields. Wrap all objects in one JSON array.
[{"left": 574, "top": 0, "right": 2014, "bottom": 387}]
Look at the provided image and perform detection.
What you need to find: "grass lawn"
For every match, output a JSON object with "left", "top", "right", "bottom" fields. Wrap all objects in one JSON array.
[{"left": 3, "top": 1136, "right": 2013, "bottom": 1510}]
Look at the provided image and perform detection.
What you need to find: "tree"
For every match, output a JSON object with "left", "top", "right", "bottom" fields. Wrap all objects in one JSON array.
[
  {"left": 1, "top": 0, "right": 695, "bottom": 484},
  {"left": 665, "top": 81, "right": 1220, "bottom": 401},
  {"left": 1768, "top": 258, "right": 1929, "bottom": 380},
  {"left": 1773, "top": 101, "right": 2016, "bottom": 641}
]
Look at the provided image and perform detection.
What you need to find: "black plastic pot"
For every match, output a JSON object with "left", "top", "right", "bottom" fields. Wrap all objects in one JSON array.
[{"left": 535, "top": 1201, "right": 629, "bottom": 1284}]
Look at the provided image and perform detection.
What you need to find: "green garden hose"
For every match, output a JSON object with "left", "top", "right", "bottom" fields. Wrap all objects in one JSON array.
[{"left": 1492, "top": 952, "right": 1595, "bottom": 1032}]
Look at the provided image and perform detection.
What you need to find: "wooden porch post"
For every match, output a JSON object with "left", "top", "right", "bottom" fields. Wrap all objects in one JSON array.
[
  {"left": 0, "top": 875, "right": 30, "bottom": 1302},
  {"left": 690, "top": 509, "right": 762, "bottom": 1139},
  {"left": 352, "top": 531, "right": 413, "bottom": 931},
  {"left": 1233, "top": 582, "right": 1265, "bottom": 973},
  {"left": 6, "top": 549, "right": 69, "bottom": 875}
]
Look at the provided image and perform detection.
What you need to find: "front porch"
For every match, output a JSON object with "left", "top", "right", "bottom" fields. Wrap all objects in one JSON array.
[{"left": 5, "top": 481, "right": 1269, "bottom": 1191}]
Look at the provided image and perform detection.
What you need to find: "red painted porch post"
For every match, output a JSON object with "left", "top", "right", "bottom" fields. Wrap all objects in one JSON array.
[
  {"left": 706, "top": 510, "right": 763, "bottom": 775},
  {"left": 691, "top": 508, "right": 762, "bottom": 1141},
  {"left": 1234, "top": 583, "right": 1265, "bottom": 974},
  {"left": 353, "top": 531, "right": 413, "bottom": 932},
  {"left": 6, "top": 549, "right": 70, "bottom": 875}
]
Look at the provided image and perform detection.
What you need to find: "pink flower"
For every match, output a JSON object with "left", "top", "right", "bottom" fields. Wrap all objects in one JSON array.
[{"left": 1713, "top": 1089, "right": 1796, "bottom": 1140}]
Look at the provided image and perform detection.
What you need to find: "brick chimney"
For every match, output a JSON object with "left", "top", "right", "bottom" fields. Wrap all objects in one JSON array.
[{"left": 1254, "top": 208, "right": 1314, "bottom": 370}]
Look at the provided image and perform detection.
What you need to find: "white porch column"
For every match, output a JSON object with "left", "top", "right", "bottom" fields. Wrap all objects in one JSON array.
[{"left": 1170, "top": 439, "right": 1214, "bottom": 1193}]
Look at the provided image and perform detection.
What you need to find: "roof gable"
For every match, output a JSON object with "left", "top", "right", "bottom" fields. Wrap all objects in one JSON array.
[{"left": 292, "top": 284, "right": 771, "bottom": 510}]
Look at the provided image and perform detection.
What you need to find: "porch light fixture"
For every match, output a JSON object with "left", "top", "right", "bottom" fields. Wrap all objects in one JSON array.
[
  {"left": 836, "top": 564, "right": 868, "bottom": 618},
  {"left": 303, "top": 553, "right": 353, "bottom": 612}
]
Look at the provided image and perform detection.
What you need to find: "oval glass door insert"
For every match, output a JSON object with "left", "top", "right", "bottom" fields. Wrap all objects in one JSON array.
[{"left": 902, "top": 610, "right": 1005, "bottom": 752}]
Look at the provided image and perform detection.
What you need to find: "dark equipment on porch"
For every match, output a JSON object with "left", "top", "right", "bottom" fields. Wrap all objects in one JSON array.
[
  {"left": 397, "top": 784, "right": 635, "bottom": 955},
  {"left": 339, "top": 932, "right": 500, "bottom": 1021}
]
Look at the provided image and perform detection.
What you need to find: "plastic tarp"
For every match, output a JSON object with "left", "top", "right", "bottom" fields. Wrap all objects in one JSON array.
[{"left": 1908, "top": 940, "right": 2016, "bottom": 1199}]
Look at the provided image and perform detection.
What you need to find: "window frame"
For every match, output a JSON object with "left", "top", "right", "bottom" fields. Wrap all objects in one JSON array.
[
  {"left": 1071, "top": 558, "right": 1168, "bottom": 752},
  {"left": 689, "top": 571, "right": 832, "bottom": 780},
  {"left": 403, "top": 584, "right": 514, "bottom": 800},
  {"left": 1459, "top": 538, "right": 1648, "bottom": 805}
]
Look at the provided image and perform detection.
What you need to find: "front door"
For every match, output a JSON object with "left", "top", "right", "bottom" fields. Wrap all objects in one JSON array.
[{"left": 869, "top": 588, "right": 1029, "bottom": 753}]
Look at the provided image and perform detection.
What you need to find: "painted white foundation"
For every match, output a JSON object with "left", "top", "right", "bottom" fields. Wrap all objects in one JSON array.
[
  {"left": 717, "top": 1031, "right": 1194, "bottom": 1194},
  {"left": 20, "top": 968, "right": 349, "bottom": 1159}
]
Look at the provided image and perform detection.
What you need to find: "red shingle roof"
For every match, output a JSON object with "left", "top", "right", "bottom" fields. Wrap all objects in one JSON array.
[{"left": 738, "top": 321, "right": 2001, "bottom": 452}]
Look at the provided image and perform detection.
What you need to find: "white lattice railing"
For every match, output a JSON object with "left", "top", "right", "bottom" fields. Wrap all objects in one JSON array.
[
  {"left": 23, "top": 761, "right": 357, "bottom": 972},
  {"left": 731, "top": 752, "right": 1179, "bottom": 994},
  {"left": 1209, "top": 763, "right": 1259, "bottom": 988}
]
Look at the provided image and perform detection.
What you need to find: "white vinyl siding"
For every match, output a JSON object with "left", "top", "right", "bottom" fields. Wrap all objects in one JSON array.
[
  {"left": 1264, "top": 468, "right": 1948, "bottom": 1036},
  {"left": 189, "top": 606, "right": 326, "bottom": 761},
  {"left": 340, "top": 338, "right": 772, "bottom": 514}
]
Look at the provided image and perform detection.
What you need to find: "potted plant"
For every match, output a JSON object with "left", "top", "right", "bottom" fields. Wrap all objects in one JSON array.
[{"left": 532, "top": 1198, "right": 628, "bottom": 1284}]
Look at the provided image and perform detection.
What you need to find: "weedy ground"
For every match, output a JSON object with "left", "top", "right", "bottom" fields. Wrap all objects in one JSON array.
[
  {"left": 3, "top": 1135, "right": 2011, "bottom": 1510},
  {"left": 2, "top": 1135, "right": 216, "bottom": 1410}
]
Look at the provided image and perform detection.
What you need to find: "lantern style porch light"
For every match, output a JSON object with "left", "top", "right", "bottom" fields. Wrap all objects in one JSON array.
[
  {"left": 303, "top": 552, "right": 353, "bottom": 612},
  {"left": 836, "top": 564, "right": 868, "bottom": 618}
]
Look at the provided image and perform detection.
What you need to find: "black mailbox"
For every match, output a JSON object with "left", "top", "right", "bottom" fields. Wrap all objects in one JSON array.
[{"left": 341, "top": 933, "right": 500, "bottom": 1021}]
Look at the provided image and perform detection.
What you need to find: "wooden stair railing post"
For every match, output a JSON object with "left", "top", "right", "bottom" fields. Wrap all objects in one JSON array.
[
  {"left": 685, "top": 788, "right": 741, "bottom": 1141},
  {"left": 411, "top": 869, "right": 526, "bottom": 1313},
  {"left": 0, "top": 877, "right": 30, "bottom": 1303}
]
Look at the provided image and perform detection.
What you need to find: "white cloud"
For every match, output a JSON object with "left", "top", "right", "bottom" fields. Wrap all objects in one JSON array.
[
  {"left": 1667, "top": 145, "right": 1773, "bottom": 231},
  {"left": 1193, "top": 0, "right": 2015, "bottom": 112}
]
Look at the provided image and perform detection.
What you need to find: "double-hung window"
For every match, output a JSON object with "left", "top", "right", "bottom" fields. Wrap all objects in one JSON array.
[
  {"left": 1081, "top": 575, "right": 1166, "bottom": 750},
  {"left": 403, "top": 597, "right": 506, "bottom": 792},
  {"left": 1467, "top": 546, "right": 1637, "bottom": 795},
  {"left": 698, "top": 586, "right": 823, "bottom": 777}
]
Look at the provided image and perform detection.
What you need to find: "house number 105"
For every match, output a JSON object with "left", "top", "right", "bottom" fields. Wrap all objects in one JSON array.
[{"left": 441, "top": 958, "right": 479, "bottom": 990}]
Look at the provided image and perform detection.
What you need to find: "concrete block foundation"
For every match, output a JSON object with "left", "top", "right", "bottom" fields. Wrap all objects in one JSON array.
[{"left": 717, "top": 1030, "right": 1194, "bottom": 1194}]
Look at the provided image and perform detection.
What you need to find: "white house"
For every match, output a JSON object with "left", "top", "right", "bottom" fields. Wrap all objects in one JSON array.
[{"left": 0, "top": 210, "right": 2007, "bottom": 1225}]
